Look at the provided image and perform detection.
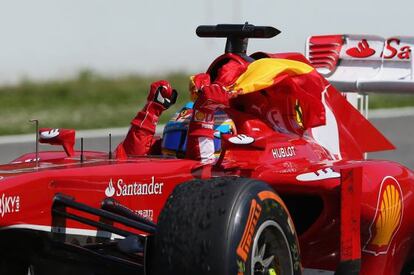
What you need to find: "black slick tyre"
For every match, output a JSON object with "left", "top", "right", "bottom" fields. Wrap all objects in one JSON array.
[
  {"left": 0, "top": 257, "right": 29, "bottom": 275},
  {"left": 151, "top": 177, "right": 301, "bottom": 275}
]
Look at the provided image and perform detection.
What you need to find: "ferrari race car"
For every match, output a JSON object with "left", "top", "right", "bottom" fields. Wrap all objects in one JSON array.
[{"left": 0, "top": 23, "right": 413, "bottom": 275}]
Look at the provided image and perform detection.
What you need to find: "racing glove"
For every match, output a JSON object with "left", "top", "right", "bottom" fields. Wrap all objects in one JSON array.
[
  {"left": 189, "top": 73, "right": 211, "bottom": 101},
  {"left": 147, "top": 80, "right": 178, "bottom": 109},
  {"left": 116, "top": 80, "right": 177, "bottom": 158},
  {"left": 129, "top": 80, "right": 177, "bottom": 132},
  {"left": 193, "top": 84, "right": 230, "bottom": 113},
  {"left": 186, "top": 84, "right": 230, "bottom": 162}
]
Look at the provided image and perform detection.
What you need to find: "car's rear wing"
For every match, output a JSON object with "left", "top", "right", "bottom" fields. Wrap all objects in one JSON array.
[{"left": 305, "top": 34, "right": 414, "bottom": 94}]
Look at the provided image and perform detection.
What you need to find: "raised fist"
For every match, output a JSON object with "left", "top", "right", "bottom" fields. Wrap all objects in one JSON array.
[
  {"left": 147, "top": 80, "right": 178, "bottom": 109},
  {"left": 189, "top": 73, "right": 211, "bottom": 101},
  {"left": 194, "top": 84, "right": 230, "bottom": 113}
]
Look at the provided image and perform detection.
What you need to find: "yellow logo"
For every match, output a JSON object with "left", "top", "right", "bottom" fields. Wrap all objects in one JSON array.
[
  {"left": 363, "top": 176, "right": 403, "bottom": 256},
  {"left": 194, "top": 110, "right": 206, "bottom": 122},
  {"left": 294, "top": 99, "right": 304, "bottom": 128}
]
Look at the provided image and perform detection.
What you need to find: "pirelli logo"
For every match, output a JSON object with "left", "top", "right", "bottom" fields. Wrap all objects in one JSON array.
[{"left": 237, "top": 199, "right": 262, "bottom": 262}]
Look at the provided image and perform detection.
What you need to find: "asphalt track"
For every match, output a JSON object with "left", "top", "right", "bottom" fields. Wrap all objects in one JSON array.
[
  {"left": 0, "top": 112, "right": 412, "bottom": 275},
  {"left": 369, "top": 115, "right": 414, "bottom": 169}
]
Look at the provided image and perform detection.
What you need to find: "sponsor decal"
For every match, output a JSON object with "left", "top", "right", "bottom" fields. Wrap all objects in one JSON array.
[
  {"left": 237, "top": 260, "right": 246, "bottom": 275},
  {"left": 40, "top": 129, "right": 60, "bottom": 139},
  {"left": 237, "top": 199, "right": 262, "bottom": 262},
  {"left": 194, "top": 110, "right": 206, "bottom": 121},
  {"left": 278, "top": 162, "right": 298, "bottom": 174},
  {"left": 136, "top": 209, "right": 154, "bottom": 221},
  {"left": 105, "top": 177, "right": 164, "bottom": 198},
  {"left": 346, "top": 39, "right": 376, "bottom": 58},
  {"left": 201, "top": 123, "right": 214, "bottom": 130},
  {"left": 382, "top": 38, "right": 411, "bottom": 60},
  {"left": 296, "top": 168, "right": 341, "bottom": 182},
  {"left": 363, "top": 176, "right": 403, "bottom": 256},
  {"left": 228, "top": 134, "right": 255, "bottom": 145},
  {"left": 105, "top": 181, "right": 115, "bottom": 197},
  {"left": 0, "top": 193, "right": 20, "bottom": 217},
  {"left": 177, "top": 109, "right": 192, "bottom": 121},
  {"left": 346, "top": 38, "right": 411, "bottom": 60},
  {"left": 272, "top": 146, "right": 296, "bottom": 159},
  {"left": 194, "top": 110, "right": 213, "bottom": 122}
]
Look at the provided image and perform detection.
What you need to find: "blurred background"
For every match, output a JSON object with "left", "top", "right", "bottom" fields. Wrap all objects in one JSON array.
[{"left": 0, "top": 0, "right": 413, "bottom": 168}]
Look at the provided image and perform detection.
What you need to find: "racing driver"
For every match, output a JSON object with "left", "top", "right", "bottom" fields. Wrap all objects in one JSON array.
[
  {"left": 116, "top": 59, "right": 247, "bottom": 162},
  {"left": 115, "top": 73, "right": 235, "bottom": 163}
]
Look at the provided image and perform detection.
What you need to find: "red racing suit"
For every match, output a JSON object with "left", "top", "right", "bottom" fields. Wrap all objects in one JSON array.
[{"left": 116, "top": 60, "right": 246, "bottom": 162}]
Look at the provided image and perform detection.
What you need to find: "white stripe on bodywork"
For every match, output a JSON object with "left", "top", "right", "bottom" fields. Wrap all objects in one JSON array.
[
  {"left": 296, "top": 168, "right": 341, "bottom": 182},
  {"left": 1, "top": 224, "right": 124, "bottom": 239},
  {"left": 311, "top": 86, "right": 342, "bottom": 160}
]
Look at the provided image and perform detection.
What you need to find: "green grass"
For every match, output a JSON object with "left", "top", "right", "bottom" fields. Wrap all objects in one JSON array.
[
  {"left": 369, "top": 94, "right": 414, "bottom": 109},
  {"left": 0, "top": 71, "right": 190, "bottom": 135},
  {"left": 0, "top": 71, "right": 413, "bottom": 136}
]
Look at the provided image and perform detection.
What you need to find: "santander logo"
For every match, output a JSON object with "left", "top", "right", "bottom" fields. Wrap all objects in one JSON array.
[
  {"left": 346, "top": 39, "right": 376, "bottom": 58},
  {"left": 346, "top": 38, "right": 411, "bottom": 60},
  {"left": 105, "top": 177, "right": 164, "bottom": 198},
  {"left": 105, "top": 180, "right": 116, "bottom": 197}
]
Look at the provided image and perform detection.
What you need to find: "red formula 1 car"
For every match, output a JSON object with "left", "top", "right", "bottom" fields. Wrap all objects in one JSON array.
[{"left": 0, "top": 24, "right": 413, "bottom": 275}]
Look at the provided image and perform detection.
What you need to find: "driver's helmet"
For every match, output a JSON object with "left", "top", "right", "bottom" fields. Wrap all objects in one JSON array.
[{"left": 161, "top": 102, "right": 235, "bottom": 158}]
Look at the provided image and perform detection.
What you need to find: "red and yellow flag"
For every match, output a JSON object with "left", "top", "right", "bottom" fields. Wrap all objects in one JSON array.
[
  {"left": 230, "top": 58, "right": 326, "bottom": 129},
  {"left": 232, "top": 58, "right": 315, "bottom": 94}
]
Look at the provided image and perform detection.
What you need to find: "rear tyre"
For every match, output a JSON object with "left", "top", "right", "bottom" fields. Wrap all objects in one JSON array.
[{"left": 151, "top": 177, "right": 301, "bottom": 275}]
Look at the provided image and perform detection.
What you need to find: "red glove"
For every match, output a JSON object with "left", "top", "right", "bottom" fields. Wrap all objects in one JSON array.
[
  {"left": 188, "top": 84, "right": 230, "bottom": 139},
  {"left": 145, "top": 80, "right": 177, "bottom": 112},
  {"left": 193, "top": 84, "right": 230, "bottom": 113},
  {"left": 131, "top": 80, "right": 177, "bottom": 128},
  {"left": 117, "top": 80, "right": 177, "bottom": 158},
  {"left": 190, "top": 73, "right": 211, "bottom": 101}
]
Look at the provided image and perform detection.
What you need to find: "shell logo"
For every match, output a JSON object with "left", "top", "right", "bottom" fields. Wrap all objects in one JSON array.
[
  {"left": 194, "top": 110, "right": 206, "bottom": 121},
  {"left": 363, "top": 176, "right": 403, "bottom": 256}
]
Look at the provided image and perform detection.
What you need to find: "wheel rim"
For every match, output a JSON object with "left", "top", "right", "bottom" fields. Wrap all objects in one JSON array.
[{"left": 251, "top": 220, "right": 293, "bottom": 275}]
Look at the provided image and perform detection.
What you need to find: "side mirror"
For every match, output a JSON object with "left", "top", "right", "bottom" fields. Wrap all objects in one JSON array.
[{"left": 39, "top": 128, "right": 76, "bottom": 157}]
